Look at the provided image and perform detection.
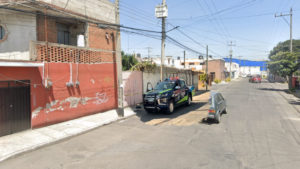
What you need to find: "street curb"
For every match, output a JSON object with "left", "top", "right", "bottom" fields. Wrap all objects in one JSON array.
[{"left": 0, "top": 107, "right": 137, "bottom": 162}]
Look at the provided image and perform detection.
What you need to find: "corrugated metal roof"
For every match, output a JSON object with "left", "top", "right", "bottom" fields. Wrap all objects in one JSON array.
[{"left": 223, "top": 58, "right": 267, "bottom": 71}]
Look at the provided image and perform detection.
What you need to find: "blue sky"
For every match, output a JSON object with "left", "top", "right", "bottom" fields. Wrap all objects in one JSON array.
[{"left": 119, "top": 0, "right": 300, "bottom": 61}]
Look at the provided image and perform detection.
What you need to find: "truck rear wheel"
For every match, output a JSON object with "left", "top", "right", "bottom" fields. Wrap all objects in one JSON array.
[{"left": 186, "top": 95, "right": 191, "bottom": 106}]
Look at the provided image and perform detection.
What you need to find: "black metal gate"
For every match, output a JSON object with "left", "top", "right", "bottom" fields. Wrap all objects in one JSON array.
[{"left": 0, "top": 81, "right": 31, "bottom": 137}]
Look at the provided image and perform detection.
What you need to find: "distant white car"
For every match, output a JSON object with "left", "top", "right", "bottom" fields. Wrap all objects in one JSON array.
[{"left": 241, "top": 74, "right": 247, "bottom": 78}]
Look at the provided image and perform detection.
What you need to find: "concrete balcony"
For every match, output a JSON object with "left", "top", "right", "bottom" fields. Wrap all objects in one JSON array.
[{"left": 30, "top": 41, "right": 115, "bottom": 64}]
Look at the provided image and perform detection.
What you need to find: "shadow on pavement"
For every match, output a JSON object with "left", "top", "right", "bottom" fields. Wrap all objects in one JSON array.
[
  {"left": 288, "top": 100, "right": 300, "bottom": 105},
  {"left": 200, "top": 118, "right": 215, "bottom": 125},
  {"left": 199, "top": 113, "right": 228, "bottom": 125},
  {"left": 258, "top": 88, "right": 288, "bottom": 92},
  {"left": 194, "top": 90, "right": 209, "bottom": 96},
  {"left": 135, "top": 101, "right": 207, "bottom": 124}
]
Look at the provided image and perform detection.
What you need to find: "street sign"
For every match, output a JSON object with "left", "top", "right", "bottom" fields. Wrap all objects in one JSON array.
[{"left": 155, "top": 5, "right": 168, "bottom": 18}]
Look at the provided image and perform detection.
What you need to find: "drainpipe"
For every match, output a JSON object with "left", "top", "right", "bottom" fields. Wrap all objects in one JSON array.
[
  {"left": 66, "top": 63, "right": 74, "bottom": 87},
  {"left": 42, "top": 62, "right": 45, "bottom": 85},
  {"left": 75, "top": 53, "right": 80, "bottom": 87},
  {"left": 44, "top": 8, "right": 50, "bottom": 88}
]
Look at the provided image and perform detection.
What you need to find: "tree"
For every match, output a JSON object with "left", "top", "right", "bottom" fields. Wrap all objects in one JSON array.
[
  {"left": 268, "top": 51, "right": 299, "bottom": 89},
  {"left": 269, "top": 39, "right": 300, "bottom": 59},
  {"left": 122, "top": 51, "right": 138, "bottom": 71},
  {"left": 130, "top": 61, "right": 156, "bottom": 72}
]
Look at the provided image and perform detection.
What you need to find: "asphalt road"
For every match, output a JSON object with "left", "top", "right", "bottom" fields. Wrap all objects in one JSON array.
[{"left": 1, "top": 79, "right": 300, "bottom": 169}]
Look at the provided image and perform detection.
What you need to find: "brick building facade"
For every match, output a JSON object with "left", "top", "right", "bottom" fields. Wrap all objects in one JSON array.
[
  {"left": 0, "top": 0, "right": 118, "bottom": 136},
  {"left": 203, "top": 59, "right": 227, "bottom": 81}
]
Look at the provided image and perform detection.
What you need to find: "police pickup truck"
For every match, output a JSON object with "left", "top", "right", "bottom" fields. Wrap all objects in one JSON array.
[{"left": 143, "top": 78, "right": 195, "bottom": 114}]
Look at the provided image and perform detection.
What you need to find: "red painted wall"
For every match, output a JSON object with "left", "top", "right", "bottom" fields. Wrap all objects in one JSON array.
[{"left": 0, "top": 62, "right": 117, "bottom": 128}]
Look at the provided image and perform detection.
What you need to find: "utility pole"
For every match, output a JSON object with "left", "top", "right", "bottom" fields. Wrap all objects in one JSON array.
[
  {"left": 183, "top": 50, "right": 186, "bottom": 69},
  {"left": 115, "top": 0, "right": 123, "bottom": 117},
  {"left": 228, "top": 41, "right": 235, "bottom": 79},
  {"left": 206, "top": 45, "right": 208, "bottom": 91},
  {"left": 160, "top": 0, "right": 166, "bottom": 81},
  {"left": 290, "top": 8, "right": 293, "bottom": 53},
  {"left": 155, "top": 0, "right": 167, "bottom": 81},
  {"left": 275, "top": 8, "right": 293, "bottom": 52}
]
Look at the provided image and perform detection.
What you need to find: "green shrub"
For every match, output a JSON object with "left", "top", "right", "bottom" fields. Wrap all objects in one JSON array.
[
  {"left": 290, "top": 88, "right": 296, "bottom": 93},
  {"left": 225, "top": 77, "right": 231, "bottom": 82},
  {"left": 199, "top": 74, "right": 207, "bottom": 82},
  {"left": 130, "top": 62, "right": 156, "bottom": 72},
  {"left": 214, "top": 79, "right": 221, "bottom": 84}
]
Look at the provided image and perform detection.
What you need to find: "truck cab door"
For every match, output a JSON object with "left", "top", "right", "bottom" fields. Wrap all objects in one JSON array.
[
  {"left": 174, "top": 81, "right": 181, "bottom": 103},
  {"left": 180, "top": 80, "right": 187, "bottom": 99}
]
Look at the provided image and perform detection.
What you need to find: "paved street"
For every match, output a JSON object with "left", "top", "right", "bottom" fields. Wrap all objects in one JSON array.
[{"left": 1, "top": 79, "right": 300, "bottom": 169}]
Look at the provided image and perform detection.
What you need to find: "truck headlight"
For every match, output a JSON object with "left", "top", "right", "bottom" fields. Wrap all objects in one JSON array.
[
  {"left": 161, "top": 93, "right": 168, "bottom": 97},
  {"left": 161, "top": 98, "right": 168, "bottom": 103},
  {"left": 156, "top": 94, "right": 161, "bottom": 99}
]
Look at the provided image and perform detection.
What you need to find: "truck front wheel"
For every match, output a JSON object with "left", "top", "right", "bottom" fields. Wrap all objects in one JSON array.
[{"left": 166, "top": 101, "right": 174, "bottom": 114}]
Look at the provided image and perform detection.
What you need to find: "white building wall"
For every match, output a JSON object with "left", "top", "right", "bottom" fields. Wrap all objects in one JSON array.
[
  {"left": 174, "top": 59, "right": 184, "bottom": 69},
  {"left": 0, "top": 9, "right": 36, "bottom": 60},
  {"left": 240, "top": 66, "right": 261, "bottom": 75},
  {"left": 225, "top": 62, "right": 240, "bottom": 79},
  {"left": 38, "top": 0, "right": 116, "bottom": 23},
  {"left": 153, "top": 57, "right": 205, "bottom": 70}
]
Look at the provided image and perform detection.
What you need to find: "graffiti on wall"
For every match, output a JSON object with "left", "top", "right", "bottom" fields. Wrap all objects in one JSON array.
[
  {"left": 93, "top": 92, "right": 109, "bottom": 105},
  {"left": 32, "top": 92, "right": 110, "bottom": 118}
]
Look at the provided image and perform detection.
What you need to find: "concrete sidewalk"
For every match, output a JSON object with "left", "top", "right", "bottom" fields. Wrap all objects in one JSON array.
[{"left": 0, "top": 107, "right": 137, "bottom": 162}]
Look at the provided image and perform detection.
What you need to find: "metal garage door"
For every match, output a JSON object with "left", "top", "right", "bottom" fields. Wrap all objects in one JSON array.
[{"left": 0, "top": 81, "right": 31, "bottom": 137}]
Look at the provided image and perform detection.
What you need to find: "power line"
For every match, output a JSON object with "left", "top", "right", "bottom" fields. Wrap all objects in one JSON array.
[
  {"left": 166, "top": 35, "right": 204, "bottom": 55},
  {"left": 167, "top": 23, "right": 224, "bottom": 57},
  {"left": 119, "top": 4, "right": 162, "bottom": 29},
  {"left": 177, "top": 0, "right": 258, "bottom": 26},
  {"left": 1, "top": 4, "right": 208, "bottom": 58},
  {"left": 202, "top": 0, "right": 231, "bottom": 41},
  {"left": 0, "top": 5, "right": 162, "bottom": 35},
  {"left": 195, "top": 0, "right": 228, "bottom": 42},
  {"left": 210, "top": 0, "right": 232, "bottom": 38}
]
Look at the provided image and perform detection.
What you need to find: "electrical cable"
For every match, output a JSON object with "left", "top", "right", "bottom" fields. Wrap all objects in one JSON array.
[{"left": 167, "top": 23, "right": 224, "bottom": 58}]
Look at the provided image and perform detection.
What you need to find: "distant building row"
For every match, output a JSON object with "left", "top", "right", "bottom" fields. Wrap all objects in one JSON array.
[{"left": 142, "top": 56, "right": 267, "bottom": 81}]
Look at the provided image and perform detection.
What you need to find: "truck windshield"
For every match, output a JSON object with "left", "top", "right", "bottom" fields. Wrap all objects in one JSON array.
[{"left": 154, "top": 82, "right": 175, "bottom": 91}]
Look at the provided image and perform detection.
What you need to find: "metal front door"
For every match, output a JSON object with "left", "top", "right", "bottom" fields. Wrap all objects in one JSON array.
[{"left": 0, "top": 81, "right": 31, "bottom": 137}]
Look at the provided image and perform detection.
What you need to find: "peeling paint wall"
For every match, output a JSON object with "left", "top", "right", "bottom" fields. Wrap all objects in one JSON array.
[{"left": 0, "top": 62, "right": 118, "bottom": 128}]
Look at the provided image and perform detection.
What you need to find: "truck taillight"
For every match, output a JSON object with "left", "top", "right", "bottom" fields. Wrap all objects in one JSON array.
[{"left": 208, "top": 109, "right": 215, "bottom": 113}]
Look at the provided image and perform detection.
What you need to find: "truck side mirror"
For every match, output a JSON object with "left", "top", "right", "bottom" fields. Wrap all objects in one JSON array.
[{"left": 147, "top": 82, "right": 153, "bottom": 92}]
